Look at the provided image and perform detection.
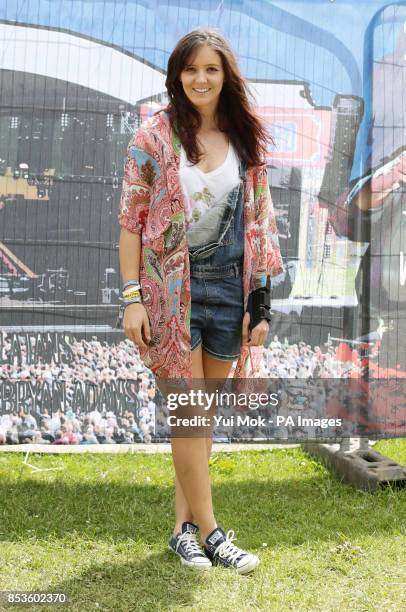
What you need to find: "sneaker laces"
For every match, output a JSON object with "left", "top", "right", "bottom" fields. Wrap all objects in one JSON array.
[
  {"left": 214, "top": 530, "right": 245, "bottom": 564},
  {"left": 176, "top": 531, "right": 204, "bottom": 556}
]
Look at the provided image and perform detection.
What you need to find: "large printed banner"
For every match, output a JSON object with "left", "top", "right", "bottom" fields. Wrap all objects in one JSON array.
[{"left": 0, "top": 1, "right": 405, "bottom": 444}]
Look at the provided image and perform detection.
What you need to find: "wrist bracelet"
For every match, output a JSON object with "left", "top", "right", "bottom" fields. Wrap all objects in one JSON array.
[
  {"left": 122, "top": 297, "right": 142, "bottom": 306},
  {"left": 123, "top": 289, "right": 141, "bottom": 300},
  {"left": 123, "top": 284, "right": 141, "bottom": 293},
  {"left": 123, "top": 279, "right": 140, "bottom": 291}
]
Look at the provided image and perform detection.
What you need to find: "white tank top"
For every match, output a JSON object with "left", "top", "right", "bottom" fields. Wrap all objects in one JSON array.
[{"left": 179, "top": 142, "right": 240, "bottom": 248}]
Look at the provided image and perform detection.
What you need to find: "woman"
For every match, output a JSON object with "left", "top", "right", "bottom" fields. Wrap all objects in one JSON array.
[{"left": 118, "top": 28, "right": 283, "bottom": 574}]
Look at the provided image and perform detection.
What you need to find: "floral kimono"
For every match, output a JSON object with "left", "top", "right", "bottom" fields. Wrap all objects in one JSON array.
[{"left": 118, "top": 111, "right": 283, "bottom": 379}]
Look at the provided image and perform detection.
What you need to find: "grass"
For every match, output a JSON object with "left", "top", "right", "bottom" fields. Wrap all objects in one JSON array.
[{"left": 0, "top": 440, "right": 405, "bottom": 612}]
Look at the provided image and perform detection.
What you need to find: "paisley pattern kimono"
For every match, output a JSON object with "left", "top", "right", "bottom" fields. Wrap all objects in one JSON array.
[{"left": 118, "top": 111, "right": 283, "bottom": 379}]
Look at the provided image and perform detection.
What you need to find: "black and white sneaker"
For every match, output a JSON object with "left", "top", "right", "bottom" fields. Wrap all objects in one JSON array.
[
  {"left": 204, "top": 527, "right": 259, "bottom": 575},
  {"left": 168, "top": 522, "right": 212, "bottom": 570}
]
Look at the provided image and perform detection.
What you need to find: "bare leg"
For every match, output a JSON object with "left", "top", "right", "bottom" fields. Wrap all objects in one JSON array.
[
  {"left": 173, "top": 434, "right": 214, "bottom": 533},
  {"left": 172, "top": 437, "right": 217, "bottom": 541},
  {"left": 202, "top": 349, "right": 234, "bottom": 462},
  {"left": 172, "top": 345, "right": 233, "bottom": 540},
  {"left": 173, "top": 345, "right": 205, "bottom": 534}
]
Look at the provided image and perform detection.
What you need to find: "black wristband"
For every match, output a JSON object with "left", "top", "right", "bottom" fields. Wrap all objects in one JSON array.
[{"left": 246, "top": 278, "right": 271, "bottom": 332}]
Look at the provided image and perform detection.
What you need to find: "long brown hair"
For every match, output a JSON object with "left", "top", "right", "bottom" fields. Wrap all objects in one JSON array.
[{"left": 164, "top": 28, "right": 272, "bottom": 167}]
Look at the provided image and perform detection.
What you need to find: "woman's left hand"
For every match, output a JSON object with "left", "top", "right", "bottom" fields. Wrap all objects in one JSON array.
[{"left": 242, "top": 312, "right": 269, "bottom": 347}]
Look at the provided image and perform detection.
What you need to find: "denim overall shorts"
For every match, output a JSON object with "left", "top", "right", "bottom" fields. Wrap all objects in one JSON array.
[{"left": 188, "top": 161, "right": 246, "bottom": 360}]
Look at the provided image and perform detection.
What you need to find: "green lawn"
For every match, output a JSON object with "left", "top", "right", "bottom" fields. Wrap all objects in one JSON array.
[{"left": 0, "top": 441, "right": 405, "bottom": 612}]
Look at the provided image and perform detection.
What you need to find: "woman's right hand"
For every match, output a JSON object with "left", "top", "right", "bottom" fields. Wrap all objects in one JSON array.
[{"left": 123, "top": 303, "right": 151, "bottom": 349}]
